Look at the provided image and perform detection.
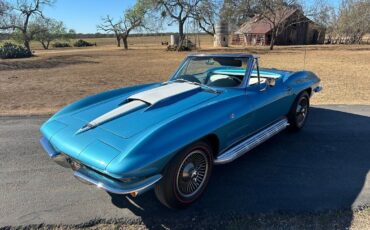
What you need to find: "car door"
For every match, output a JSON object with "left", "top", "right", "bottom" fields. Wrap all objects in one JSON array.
[
  {"left": 246, "top": 81, "right": 291, "bottom": 129},
  {"left": 219, "top": 91, "right": 259, "bottom": 148},
  {"left": 246, "top": 61, "right": 293, "bottom": 130},
  {"left": 218, "top": 83, "right": 291, "bottom": 150},
  {"left": 216, "top": 58, "right": 292, "bottom": 150}
]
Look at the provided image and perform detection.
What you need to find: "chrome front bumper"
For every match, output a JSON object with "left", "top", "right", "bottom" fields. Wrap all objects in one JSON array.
[
  {"left": 74, "top": 167, "right": 162, "bottom": 195},
  {"left": 40, "top": 136, "right": 162, "bottom": 196},
  {"left": 40, "top": 136, "right": 71, "bottom": 168}
]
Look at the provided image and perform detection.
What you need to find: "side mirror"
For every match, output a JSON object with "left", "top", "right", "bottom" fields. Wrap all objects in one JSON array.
[
  {"left": 259, "top": 82, "right": 268, "bottom": 92},
  {"left": 259, "top": 79, "right": 276, "bottom": 92},
  {"left": 267, "top": 78, "right": 276, "bottom": 87}
]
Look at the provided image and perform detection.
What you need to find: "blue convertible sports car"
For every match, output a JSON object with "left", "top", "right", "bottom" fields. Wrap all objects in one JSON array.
[{"left": 40, "top": 53, "right": 321, "bottom": 209}]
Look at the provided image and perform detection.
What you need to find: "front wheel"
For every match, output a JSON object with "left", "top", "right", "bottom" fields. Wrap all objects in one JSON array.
[
  {"left": 288, "top": 91, "right": 310, "bottom": 131},
  {"left": 154, "top": 141, "right": 213, "bottom": 209}
]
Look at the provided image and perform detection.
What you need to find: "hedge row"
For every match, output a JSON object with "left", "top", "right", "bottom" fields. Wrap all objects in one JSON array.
[
  {"left": 0, "top": 39, "right": 96, "bottom": 59},
  {"left": 0, "top": 42, "right": 32, "bottom": 59},
  {"left": 52, "top": 42, "right": 71, "bottom": 48}
]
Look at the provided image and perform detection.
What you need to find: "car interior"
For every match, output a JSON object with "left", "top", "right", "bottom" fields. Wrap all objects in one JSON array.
[
  {"left": 178, "top": 71, "right": 278, "bottom": 88},
  {"left": 175, "top": 57, "right": 280, "bottom": 88}
]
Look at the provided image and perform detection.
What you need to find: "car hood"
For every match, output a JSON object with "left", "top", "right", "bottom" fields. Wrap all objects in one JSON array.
[
  {"left": 41, "top": 82, "right": 220, "bottom": 174},
  {"left": 68, "top": 82, "right": 218, "bottom": 139},
  {"left": 43, "top": 82, "right": 219, "bottom": 172}
]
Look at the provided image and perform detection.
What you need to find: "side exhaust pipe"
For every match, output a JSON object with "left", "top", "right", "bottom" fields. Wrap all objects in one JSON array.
[{"left": 214, "top": 118, "right": 289, "bottom": 164}]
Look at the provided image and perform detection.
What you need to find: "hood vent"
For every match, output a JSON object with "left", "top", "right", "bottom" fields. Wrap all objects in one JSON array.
[
  {"left": 76, "top": 82, "right": 200, "bottom": 134},
  {"left": 128, "top": 82, "right": 200, "bottom": 105},
  {"left": 76, "top": 100, "right": 147, "bottom": 134}
]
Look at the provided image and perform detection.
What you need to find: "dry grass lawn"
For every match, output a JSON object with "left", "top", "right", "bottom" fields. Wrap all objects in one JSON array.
[{"left": 0, "top": 36, "right": 369, "bottom": 116}]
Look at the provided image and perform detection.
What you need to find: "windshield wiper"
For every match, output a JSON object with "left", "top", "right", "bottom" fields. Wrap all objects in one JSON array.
[{"left": 173, "top": 79, "right": 220, "bottom": 94}]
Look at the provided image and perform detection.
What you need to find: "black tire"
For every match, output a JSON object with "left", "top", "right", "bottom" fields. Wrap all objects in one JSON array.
[
  {"left": 288, "top": 91, "right": 310, "bottom": 131},
  {"left": 154, "top": 141, "right": 214, "bottom": 209}
]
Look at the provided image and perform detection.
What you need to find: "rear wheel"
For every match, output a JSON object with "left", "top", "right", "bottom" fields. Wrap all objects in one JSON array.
[
  {"left": 155, "top": 141, "right": 213, "bottom": 209},
  {"left": 288, "top": 91, "right": 310, "bottom": 131}
]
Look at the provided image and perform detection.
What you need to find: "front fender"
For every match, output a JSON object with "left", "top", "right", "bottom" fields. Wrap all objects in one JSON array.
[{"left": 106, "top": 95, "right": 242, "bottom": 178}]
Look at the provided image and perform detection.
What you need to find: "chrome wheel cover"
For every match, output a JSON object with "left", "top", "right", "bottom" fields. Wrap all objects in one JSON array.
[
  {"left": 296, "top": 97, "right": 308, "bottom": 126},
  {"left": 176, "top": 149, "right": 209, "bottom": 198}
]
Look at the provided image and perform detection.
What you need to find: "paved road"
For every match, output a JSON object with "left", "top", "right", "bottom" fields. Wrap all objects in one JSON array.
[{"left": 1, "top": 105, "right": 370, "bottom": 227}]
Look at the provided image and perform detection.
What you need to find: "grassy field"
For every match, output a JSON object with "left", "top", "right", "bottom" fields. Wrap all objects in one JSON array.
[{"left": 0, "top": 36, "right": 369, "bottom": 115}]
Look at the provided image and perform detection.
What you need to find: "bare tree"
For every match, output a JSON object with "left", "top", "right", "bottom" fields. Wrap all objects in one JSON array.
[
  {"left": 312, "top": 2, "right": 333, "bottom": 42},
  {"left": 97, "top": 0, "right": 148, "bottom": 50},
  {"left": 309, "top": 0, "right": 370, "bottom": 44},
  {"left": 191, "top": 0, "right": 221, "bottom": 36},
  {"left": 152, "top": 0, "right": 201, "bottom": 50},
  {"left": 33, "top": 18, "right": 66, "bottom": 49},
  {"left": 221, "top": 0, "right": 258, "bottom": 30},
  {"left": 257, "top": 0, "right": 302, "bottom": 50},
  {"left": 337, "top": 0, "right": 370, "bottom": 44},
  {"left": 97, "top": 16, "right": 124, "bottom": 47},
  {"left": 0, "top": 0, "right": 54, "bottom": 52},
  {"left": 0, "top": 0, "right": 9, "bottom": 16},
  {"left": 121, "top": 3, "right": 148, "bottom": 49},
  {"left": 303, "top": 0, "right": 338, "bottom": 44}
]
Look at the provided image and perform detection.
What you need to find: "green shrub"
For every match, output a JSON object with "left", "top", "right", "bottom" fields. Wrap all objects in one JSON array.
[
  {"left": 0, "top": 42, "right": 32, "bottom": 59},
  {"left": 52, "top": 42, "right": 71, "bottom": 48},
  {"left": 73, "top": 39, "right": 95, "bottom": 47}
]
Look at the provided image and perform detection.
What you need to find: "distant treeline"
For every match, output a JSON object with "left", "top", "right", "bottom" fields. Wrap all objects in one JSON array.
[
  {"left": 0, "top": 32, "right": 209, "bottom": 40},
  {"left": 0, "top": 33, "right": 11, "bottom": 40},
  {"left": 77, "top": 32, "right": 209, "bottom": 38}
]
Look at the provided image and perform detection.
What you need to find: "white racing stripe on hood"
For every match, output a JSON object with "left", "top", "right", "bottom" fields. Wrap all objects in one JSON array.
[
  {"left": 76, "top": 82, "right": 200, "bottom": 134},
  {"left": 76, "top": 100, "right": 147, "bottom": 134},
  {"left": 128, "top": 82, "right": 200, "bottom": 105}
]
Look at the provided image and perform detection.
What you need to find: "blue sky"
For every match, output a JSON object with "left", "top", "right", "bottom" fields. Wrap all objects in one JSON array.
[
  {"left": 41, "top": 0, "right": 341, "bottom": 34},
  {"left": 43, "top": 0, "right": 138, "bottom": 33}
]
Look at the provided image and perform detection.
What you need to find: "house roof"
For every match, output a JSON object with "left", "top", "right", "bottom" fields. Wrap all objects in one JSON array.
[{"left": 236, "top": 8, "right": 301, "bottom": 34}]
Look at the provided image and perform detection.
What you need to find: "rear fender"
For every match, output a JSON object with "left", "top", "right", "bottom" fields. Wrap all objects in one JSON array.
[{"left": 284, "top": 71, "right": 320, "bottom": 96}]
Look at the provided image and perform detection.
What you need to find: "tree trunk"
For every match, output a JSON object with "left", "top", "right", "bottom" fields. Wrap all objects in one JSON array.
[
  {"left": 41, "top": 41, "right": 48, "bottom": 49},
  {"left": 23, "top": 34, "right": 31, "bottom": 53},
  {"left": 269, "top": 28, "right": 277, "bottom": 50},
  {"left": 116, "top": 37, "right": 121, "bottom": 47},
  {"left": 317, "top": 31, "right": 321, "bottom": 44},
  {"left": 269, "top": 34, "right": 275, "bottom": 50},
  {"left": 177, "top": 20, "right": 185, "bottom": 51},
  {"left": 23, "top": 14, "right": 32, "bottom": 53},
  {"left": 122, "top": 36, "right": 128, "bottom": 50}
]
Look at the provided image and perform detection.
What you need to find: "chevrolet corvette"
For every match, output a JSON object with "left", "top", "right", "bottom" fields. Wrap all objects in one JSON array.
[{"left": 40, "top": 53, "right": 321, "bottom": 209}]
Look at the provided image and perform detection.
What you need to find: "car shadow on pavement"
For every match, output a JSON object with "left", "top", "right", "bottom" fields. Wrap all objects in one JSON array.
[{"left": 109, "top": 106, "right": 370, "bottom": 229}]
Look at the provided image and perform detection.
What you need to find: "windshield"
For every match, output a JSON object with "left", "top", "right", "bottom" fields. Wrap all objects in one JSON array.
[{"left": 172, "top": 56, "right": 249, "bottom": 88}]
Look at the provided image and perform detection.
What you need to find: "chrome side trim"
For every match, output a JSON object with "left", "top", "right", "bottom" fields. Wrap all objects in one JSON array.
[
  {"left": 214, "top": 118, "right": 289, "bottom": 164},
  {"left": 73, "top": 167, "right": 162, "bottom": 195},
  {"left": 313, "top": 86, "right": 322, "bottom": 93}
]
